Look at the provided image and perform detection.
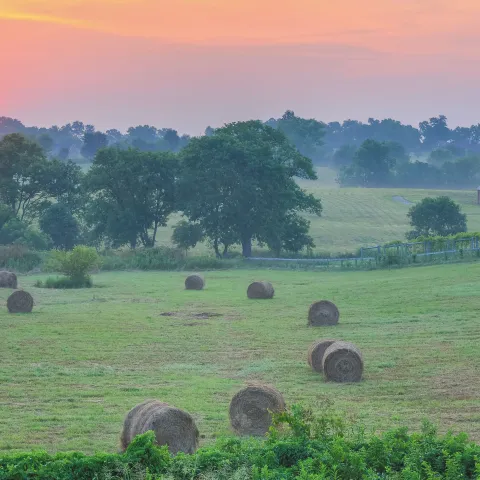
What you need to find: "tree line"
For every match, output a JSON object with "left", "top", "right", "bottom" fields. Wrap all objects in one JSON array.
[
  {"left": 2, "top": 112, "right": 480, "bottom": 165},
  {"left": 336, "top": 139, "right": 480, "bottom": 188},
  {"left": 0, "top": 122, "right": 321, "bottom": 257}
]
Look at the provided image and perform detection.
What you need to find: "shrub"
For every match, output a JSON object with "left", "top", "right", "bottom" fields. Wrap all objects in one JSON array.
[
  {"left": 45, "top": 245, "right": 100, "bottom": 287},
  {"left": 1, "top": 406, "right": 479, "bottom": 479},
  {"left": 0, "top": 245, "right": 43, "bottom": 272},
  {"left": 35, "top": 276, "right": 93, "bottom": 289},
  {"left": 407, "top": 196, "right": 467, "bottom": 238},
  {"left": 171, "top": 221, "right": 205, "bottom": 253}
]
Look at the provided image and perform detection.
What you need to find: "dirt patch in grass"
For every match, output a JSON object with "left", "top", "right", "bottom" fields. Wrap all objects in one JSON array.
[
  {"left": 192, "top": 312, "right": 221, "bottom": 319},
  {"left": 428, "top": 368, "right": 479, "bottom": 401},
  {"left": 160, "top": 311, "right": 222, "bottom": 319}
]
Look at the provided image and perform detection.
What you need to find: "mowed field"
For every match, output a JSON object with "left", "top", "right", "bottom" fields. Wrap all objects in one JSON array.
[
  {"left": 1, "top": 264, "right": 479, "bottom": 454},
  {"left": 152, "top": 167, "right": 480, "bottom": 255}
]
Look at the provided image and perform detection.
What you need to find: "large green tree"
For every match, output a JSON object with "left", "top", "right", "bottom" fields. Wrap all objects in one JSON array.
[
  {"left": 84, "top": 147, "right": 177, "bottom": 248},
  {"left": 40, "top": 203, "right": 80, "bottom": 250},
  {"left": 0, "top": 133, "right": 82, "bottom": 222},
  {"left": 178, "top": 121, "right": 322, "bottom": 257},
  {"left": 337, "top": 139, "right": 395, "bottom": 187},
  {"left": 407, "top": 196, "right": 467, "bottom": 238}
]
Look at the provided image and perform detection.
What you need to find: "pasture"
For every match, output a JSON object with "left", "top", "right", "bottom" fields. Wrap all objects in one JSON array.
[
  {"left": 1, "top": 264, "right": 479, "bottom": 454},
  {"left": 153, "top": 167, "right": 480, "bottom": 255}
]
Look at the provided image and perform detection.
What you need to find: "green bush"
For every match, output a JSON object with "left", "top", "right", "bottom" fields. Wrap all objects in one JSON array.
[
  {"left": 99, "top": 247, "right": 234, "bottom": 272},
  {"left": 35, "top": 276, "right": 93, "bottom": 289},
  {"left": 1, "top": 405, "right": 479, "bottom": 480},
  {"left": 0, "top": 245, "right": 43, "bottom": 272},
  {"left": 45, "top": 245, "right": 100, "bottom": 287}
]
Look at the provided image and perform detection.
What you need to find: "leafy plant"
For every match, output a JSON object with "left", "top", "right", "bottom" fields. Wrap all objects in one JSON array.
[{"left": 45, "top": 245, "right": 100, "bottom": 287}]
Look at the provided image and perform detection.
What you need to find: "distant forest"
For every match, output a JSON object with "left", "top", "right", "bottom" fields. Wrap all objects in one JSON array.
[{"left": 2, "top": 112, "right": 480, "bottom": 188}]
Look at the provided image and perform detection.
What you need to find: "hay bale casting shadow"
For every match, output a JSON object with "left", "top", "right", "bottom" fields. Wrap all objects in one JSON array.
[
  {"left": 229, "top": 385, "right": 285, "bottom": 436},
  {"left": 308, "top": 300, "right": 339, "bottom": 326},
  {"left": 322, "top": 341, "right": 363, "bottom": 383},
  {"left": 307, "top": 339, "right": 338, "bottom": 373},
  {"left": 7, "top": 290, "right": 33, "bottom": 313},
  {"left": 185, "top": 274, "right": 205, "bottom": 290},
  {"left": 121, "top": 399, "right": 199, "bottom": 454},
  {"left": 0, "top": 271, "right": 17, "bottom": 289},
  {"left": 247, "top": 282, "right": 274, "bottom": 299}
]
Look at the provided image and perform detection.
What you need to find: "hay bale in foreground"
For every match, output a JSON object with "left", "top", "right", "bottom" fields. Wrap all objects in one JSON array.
[
  {"left": 307, "top": 339, "right": 338, "bottom": 373},
  {"left": 7, "top": 290, "right": 33, "bottom": 313},
  {"left": 229, "top": 385, "right": 285, "bottom": 436},
  {"left": 247, "top": 281, "right": 274, "bottom": 299},
  {"left": 308, "top": 300, "right": 339, "bottom": 326},
  {"left": 0, "top": 271, "right": 17, "bottom": 289},
  {"left": 185, "top": 274, "right": 205, "bottom": 290},
  {"left": 322, "top": 341, "right": 363, "bottom": 383},
  {"left": 120, "top": 399, "right": 199, "bottom": 454}
]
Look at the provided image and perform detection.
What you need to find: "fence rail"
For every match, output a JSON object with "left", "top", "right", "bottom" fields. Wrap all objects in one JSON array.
[{"left": 244, "top": 236, "right": 480, "bottom": 265}]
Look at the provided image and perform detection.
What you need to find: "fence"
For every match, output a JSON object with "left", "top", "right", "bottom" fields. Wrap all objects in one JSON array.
[{"left": 245, "top": 236, "right": 480, "bottom": 268}]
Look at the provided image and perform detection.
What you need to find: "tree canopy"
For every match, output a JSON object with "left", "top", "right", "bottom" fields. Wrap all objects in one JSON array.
[
  {"left": 407, "top": 196, "right": 467, "bottom": 238},
  {"left": 178, "top": 120, "right": 322, "bottom": 257},
  {"left": 84, "top": 147, "right": 177, "bottom": 248}
]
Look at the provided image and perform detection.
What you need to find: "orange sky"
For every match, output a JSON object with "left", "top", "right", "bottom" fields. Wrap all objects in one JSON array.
[{"left": 1, "top": 0, "right": 480, "bottom": 133}]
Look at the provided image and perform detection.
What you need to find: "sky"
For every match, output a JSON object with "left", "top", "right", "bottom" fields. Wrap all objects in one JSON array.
[{"left": 1, "top": 0, "right": 480, "bottom": 134}]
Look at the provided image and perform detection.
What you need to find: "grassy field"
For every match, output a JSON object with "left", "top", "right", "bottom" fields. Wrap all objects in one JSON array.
[
  {"left": 152, "top": 167, "right": 480, "bottom": 255},
  {"left": 1, "top": 264, "right": 479, "bottom": 454}
]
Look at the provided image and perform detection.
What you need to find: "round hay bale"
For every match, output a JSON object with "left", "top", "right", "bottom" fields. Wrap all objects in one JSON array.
[
  {"left": 0, "top": 271, "right": 17, "bottom": 289},
  {"left": 185, "top": 274, "right": 205, "bottom": 290},
  {"left": 307, "top": 339, "right": 338, "bottom": 373},
  {"left": 322, "top": 341, "right": 363, "bottom": 383},
  {"left": 247, "top": 281, "right": 274, "bottom": 299},
  {"left": 7, "top": 290, "right": 33, "bottom": 313},
  {"left": 229, "top": 385, "right": 285, "bottom": 436},
  {"left": 308, "top": 300, "right": 339, "bottom": 327},
  {"left": 120, "top": 400, "right": 199, "bottom": 454}
]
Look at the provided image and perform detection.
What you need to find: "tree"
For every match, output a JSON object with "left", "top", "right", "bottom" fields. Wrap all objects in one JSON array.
[
  {"left": 85, "top": 147, "right": 177, "bottom": 248},
  {"left": 274, "top": 110, "right": 325, "bottom": 161},
  {"left": 406, "top": 196, "right": 467, "bottom": 238},
  {"left": 0, "top": 204, "right": 49, "bottom": 249},
  {"left": 178, "top": 120, "right": 322, "bottom": 257},
  {"left": 0, "top": 133, "right": 51, "bottom": 221},
  {"left": 171, "top": 221, "right": 205, "bottom": 254},
  {"left": 40, "top": 203, "right": 80, "bottom": 250},
  {"left": 260, "top": 213, "right": 314, "bottom": 256},
  {"left": 442, "top": 155, "right": 480, "bottom": 187},
  {"left": 419, "top": 115, "right": 450, "bottom": 150},
  {"left": 106, "top": 129, "right": 124, "bottom": 145},
  {"left": 161, "top": 129, "right": 181, "bottom": 151},
  {"left": 36, "top": 134, "right": 54, "bottom": 154},
  {"left": 429, "top": 148, "right": 454, "bottom": 164},
  {"left": 337, "top": 139, "right": 395, "bottom": 187},
  {"left": 81, "top": 131, "right": 108, "bottom": 159},
  {"left": 395, "top": 161, "right": 443, "bottom": 188},
  {"left": 384, "top": 141, "right": 409, "bottom": 164},
  {"left": 332, "top": 144, "right": 356, "bottom": 167}
]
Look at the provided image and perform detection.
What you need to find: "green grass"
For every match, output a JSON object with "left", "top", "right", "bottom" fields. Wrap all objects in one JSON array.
[
  {"left": 152, "top": 167, "right": 480, "bottom": 255},
  {"left": 1, "top": 264, "right": 479, "bottom": 454}
]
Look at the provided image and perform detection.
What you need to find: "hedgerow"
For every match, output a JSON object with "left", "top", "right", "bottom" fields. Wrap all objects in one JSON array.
[{"left": 1, "top": 405, "right": 479, "bottom": 480}]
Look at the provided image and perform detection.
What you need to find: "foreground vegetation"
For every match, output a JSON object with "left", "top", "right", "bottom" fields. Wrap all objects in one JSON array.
[
  {"left": 0, "top": 265, "right": 479, "bottom": 456},
  {"left": 2, "top": 407, "right": 479, "bottom": 479}
]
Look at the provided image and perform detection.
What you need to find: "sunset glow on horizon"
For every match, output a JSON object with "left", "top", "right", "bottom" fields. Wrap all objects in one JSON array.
[{"left": 2, "top": 0, "right": 480, "bottom": 133}]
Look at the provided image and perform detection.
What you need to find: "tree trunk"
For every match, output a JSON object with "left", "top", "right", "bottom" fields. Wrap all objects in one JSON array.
[
  {"left": 222, "top": 244, "right": 229, "bottom": 257},
  {"left": 213, "top": 238, "right": 221, "bottom": 258},
  {"left": 241, "top": 236, "right": 252, "bottom": 257},
  {"left": 151, "top": 221, "right": 158, "bottom": 246}
]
